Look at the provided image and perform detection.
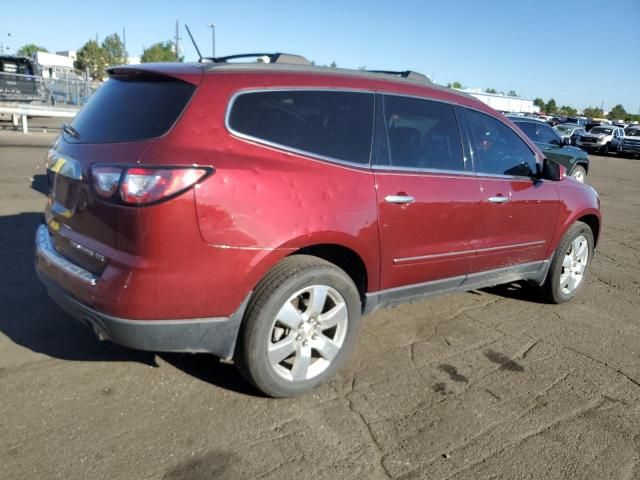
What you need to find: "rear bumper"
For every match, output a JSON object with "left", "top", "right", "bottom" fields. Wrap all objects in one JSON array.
[
  {"left": 38, "top": 271, "right": 248, "bottom": 359},
  {"left": 36, "top": 224, "right": 249, "bottom": 359}
]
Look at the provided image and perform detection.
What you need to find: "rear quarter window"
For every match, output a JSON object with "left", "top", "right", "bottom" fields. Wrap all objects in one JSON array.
[
  {"left": 228, "top": 90, "right": 374, "bottom": 165},
  {"left": 66, "top": 75, "right": 195, "bottom": 144}
]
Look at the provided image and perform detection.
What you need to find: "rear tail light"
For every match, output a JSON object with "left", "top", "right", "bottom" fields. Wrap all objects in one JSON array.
[{"left": 91, "top": 166, "right": 212, "bottom": 205}]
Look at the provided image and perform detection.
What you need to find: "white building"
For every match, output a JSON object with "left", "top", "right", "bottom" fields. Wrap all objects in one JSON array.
[
  {"left": 35, "top": 51, "right": 76, "bottom": 78},
  {"left": 459, "top": 89, "right": 539, "bottom": 114}
]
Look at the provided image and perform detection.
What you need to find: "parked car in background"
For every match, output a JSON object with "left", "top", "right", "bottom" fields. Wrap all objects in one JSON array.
[
  {"left": 585, "top": 121, "right": 605, "bottom": 132},
  {"left": 510, "top": 116, "right": 590, "bottom": 183},
  {"left": 0, "top": 55, "right": 45, "bottom": 103},
  {"left": 576, "top": 125, "right": 625, "bottom": 154},
  {"left": 547, "top": 116, "right": 567, "bottom": 126},
  {"left": 554, "top": 123, "right": 586, "bottom": 146},
  {"left": 563, "top": 117, "right": 588, "bottom": 127},
  {"left": 36, "top": 54, "right": 602, "bottom": 397},
  {"left": 621, "top": 126, "right": 640, "bottom": 157}
]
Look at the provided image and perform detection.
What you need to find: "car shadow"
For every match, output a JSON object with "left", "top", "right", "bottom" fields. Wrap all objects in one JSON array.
[
  {"left": 0, "top": 211, "right": 158, "bottom": 366},
  {"left": 30, "top": 174, "right": 48, "bottom": 195},
  {"left": 480, "top": 281, "right": 547, "bottom": 304},
  {"left": 158, "top": 353, "right": 262, "bottom": 397},
  {"left": 0, "top": 211, "right": 258, "bottom": 395}
]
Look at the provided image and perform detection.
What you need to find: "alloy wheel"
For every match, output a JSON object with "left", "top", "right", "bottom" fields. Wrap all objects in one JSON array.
[
  {"left": 559, "top": 235, "right": 589, "bottom": 295},
  {"left": 267, "top": 285, "right": 348, "bottom": 382}
]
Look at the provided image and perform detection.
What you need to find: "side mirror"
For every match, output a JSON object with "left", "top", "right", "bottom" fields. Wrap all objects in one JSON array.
[
  {"left": 541, "top": 158, "right": 566, "bottom": 181},
  {"left": 549, "top": 138, "right": 562, "bottom": 147}
]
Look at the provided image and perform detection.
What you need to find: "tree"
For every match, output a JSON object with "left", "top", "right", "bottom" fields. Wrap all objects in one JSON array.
[
  {"left": 507, "top": 90, "right": 518, "bottom": 97},
  {"left": 558, "top": 105, "right": 577, "bottom": 116},
  {"left": 141, "top": 41, "right": 181, "bottom": 62},
  {"left": 583, "top": 106, "right": 604, "bottom": 118},
  {"left": 447, "top": 81, "right": 463, "bottom": 89},
  {"left": 533, "top": 98, "right": 545, "bottom": 110},
  {"left": 545, "top": 98, "right": 557, "bottom": 115},
  {"left": 329, "top": 61, "right": 337, "bottom": 68},
  {"left": 608, "top": 104, "right": 627, "bottom": 120},
  {"left": 485, "top": 88, "right": 497, "bottom": 94},
  {"left": 102, "top": 33, "right": 125, "bottom": 66},
  {"left": 17, "top": 44, "right": 48, "bottom": 57},
  {"left": 74, "top": 40, "right": 107, "bottom": 80}
]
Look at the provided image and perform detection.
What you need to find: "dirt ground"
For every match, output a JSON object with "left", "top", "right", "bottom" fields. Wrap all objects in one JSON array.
[{"left": 1, "top": 123, "right": 639, "bottom": 480}]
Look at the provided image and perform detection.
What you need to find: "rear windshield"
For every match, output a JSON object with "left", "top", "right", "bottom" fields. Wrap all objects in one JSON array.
[{"left": 66, "top": 75, "right": 195, "bottom": 143}]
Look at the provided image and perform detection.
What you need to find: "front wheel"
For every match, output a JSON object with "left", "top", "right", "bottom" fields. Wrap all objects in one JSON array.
[
  {"left": 236, "top": 255, "right": 362, "bottom": 397},
  {"left": 542, "top": 222, "right": 594, "bottom": 304},
  {"left": 570, "top": 165, "right": 587, "bottom": 183}
]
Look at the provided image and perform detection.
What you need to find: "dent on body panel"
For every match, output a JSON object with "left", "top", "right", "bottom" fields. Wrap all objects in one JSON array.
[{"left": 194, "top": 147, "right": 378, "bottom": 250}]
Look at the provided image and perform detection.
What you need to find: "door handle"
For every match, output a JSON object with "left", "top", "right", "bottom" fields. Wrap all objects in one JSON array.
[
  {"left": 384, "top": 194, "right": 415, "bottom": 205},
  {"left": 488, "top": 196, "right": 510, "bottom": 204}
]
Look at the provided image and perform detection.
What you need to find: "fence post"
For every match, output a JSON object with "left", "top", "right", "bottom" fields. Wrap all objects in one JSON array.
[{"left": 21, "top": 114, "right": 28, "bottom": 134}]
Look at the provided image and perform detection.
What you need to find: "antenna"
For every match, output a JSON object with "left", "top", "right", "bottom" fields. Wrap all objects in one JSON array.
[{"left": 184, "top": 24, "right": 203, "bottom": 61}]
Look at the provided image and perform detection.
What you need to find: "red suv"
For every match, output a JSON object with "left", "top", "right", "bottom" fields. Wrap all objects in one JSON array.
[{"left": 36, "top": 54, "right": 601, "bottom": 397}]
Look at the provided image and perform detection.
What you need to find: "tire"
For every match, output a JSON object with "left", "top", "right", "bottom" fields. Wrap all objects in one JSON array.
[
  {"left": 570, "top": 165, "right": 587, "bottom": 183},
  {"left": 236, "top": 255, "right": 362, "bottom": 397},
  {"left": 542, "top": 221, "right": 594, "bottom": 304}
]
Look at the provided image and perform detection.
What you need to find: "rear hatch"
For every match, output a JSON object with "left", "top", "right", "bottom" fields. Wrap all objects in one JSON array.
[{"left": 46, "top": 65, "right": 202, "bottom": 274}]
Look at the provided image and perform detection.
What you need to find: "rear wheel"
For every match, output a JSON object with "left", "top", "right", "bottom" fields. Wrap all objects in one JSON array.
[
  {"left": 542, "top": 221, "right": 594, "bottom": 304},
  {"left": 236, "top": 255, "right": 362, "bottom": 397}
]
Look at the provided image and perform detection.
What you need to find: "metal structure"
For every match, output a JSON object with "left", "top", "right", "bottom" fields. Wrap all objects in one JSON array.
[
  {"left": 0, "top": 71, "right": 99, "bottom": 106},
  {"left": 0, "top": 103, "right": 78, "bottom": 133}
]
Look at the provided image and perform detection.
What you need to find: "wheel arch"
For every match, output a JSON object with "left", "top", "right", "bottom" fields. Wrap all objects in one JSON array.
[
  {"left": 577, "top": 213, "right": 600, "bottom": 249},
  {"left": 291, "top": 244, "right": 369, "bottom": 304},
  {"left": 572, "top": 160, "right": 589, "bottom": 174}
]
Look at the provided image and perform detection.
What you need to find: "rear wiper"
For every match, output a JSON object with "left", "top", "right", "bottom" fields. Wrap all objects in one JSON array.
[{"left": 62, "top": 123, "right": 80, "bottom": 139}]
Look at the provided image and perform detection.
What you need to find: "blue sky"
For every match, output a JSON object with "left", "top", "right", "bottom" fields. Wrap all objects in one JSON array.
[{"left": 3, "top": 0, "right": 639, "bottom": 112}]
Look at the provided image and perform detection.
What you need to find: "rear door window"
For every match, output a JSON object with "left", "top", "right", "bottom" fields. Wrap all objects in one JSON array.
[
  {"left": 381, "top": 95, "right": 464, "bottom": 171},
  {"left": 228, "top": 90, "right": 374, "bottom": 165},
  {"left": 66, "top": 75, "right": 196, "bottom": 144},
  {"left": 465, "top": 109, "right": 537, "bottom": 177}
]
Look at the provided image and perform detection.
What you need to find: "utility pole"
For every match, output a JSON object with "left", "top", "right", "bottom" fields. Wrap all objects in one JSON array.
[
  {"left": 175, "top": 21, "right": 182, "bottom": 61},
  {"left": 122, "top": 27, "right": 127, "bottom": 63},
  {"left": 1, "top": 32, "right": 10, "bottom": 54}
]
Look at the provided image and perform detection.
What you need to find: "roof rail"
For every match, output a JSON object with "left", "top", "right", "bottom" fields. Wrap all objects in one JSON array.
[
  {"left": 367, "top": 70, "right": 432, "bottom": 84},
  {"left": 206, "top": 53, "right": 311, "bottom": 65}
]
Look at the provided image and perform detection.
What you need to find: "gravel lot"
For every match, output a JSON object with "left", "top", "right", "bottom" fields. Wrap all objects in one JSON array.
[{"left": 1, "top": 123, "right": 639, "bottom": 480}]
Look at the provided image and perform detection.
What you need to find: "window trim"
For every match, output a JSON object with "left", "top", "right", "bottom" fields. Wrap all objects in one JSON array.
[{"left": 225, "top": 87, "right": 376, "bottom": 170}]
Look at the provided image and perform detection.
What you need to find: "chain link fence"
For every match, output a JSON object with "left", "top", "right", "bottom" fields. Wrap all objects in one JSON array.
[{"left": 0, "top": 71, "right": 100, "bottom": 106}]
